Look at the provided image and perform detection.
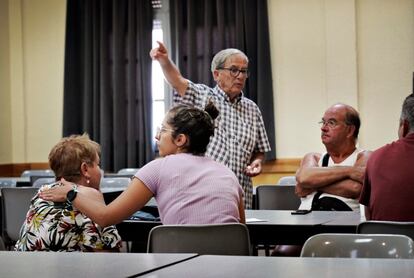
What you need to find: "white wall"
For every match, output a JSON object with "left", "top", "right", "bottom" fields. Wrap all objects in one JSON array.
[
  {"left": 0, "top": 0, "right": 413, "bottom": 164},
  {"left": 357, "top": 0, "right": 414, "bottom": 149},
  {"left": 269, "top": 0, "right": 414, "bottom": 157},
  {"left": 0, "top": 0, "right": 12, "bottom": 163},
  {"left": 0, "top": 0, "right": 66, "bottom": 164}
]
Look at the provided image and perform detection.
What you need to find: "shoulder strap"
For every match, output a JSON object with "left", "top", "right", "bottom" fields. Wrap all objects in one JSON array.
[
  {"left": 322, "top": 153, "right": 330, "bottom": 167},
  {"left": 311, "top": 153, "right": 330, "bottom": 209}
]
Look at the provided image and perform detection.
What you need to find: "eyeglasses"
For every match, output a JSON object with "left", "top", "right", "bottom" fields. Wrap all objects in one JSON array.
[
  {"left": 156, "top": 126, "right": 174, "bottom": 136},
  {"left": 217, "top": 67, "right": 249, "bottom": 78},
  {"left": 318, "top": 119, "right": 345, "bottom": 129}
]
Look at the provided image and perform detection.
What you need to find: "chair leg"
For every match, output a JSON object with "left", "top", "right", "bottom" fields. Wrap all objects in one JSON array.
[{"left": 265, "top": 245, "right": 270, "bottom": 256}]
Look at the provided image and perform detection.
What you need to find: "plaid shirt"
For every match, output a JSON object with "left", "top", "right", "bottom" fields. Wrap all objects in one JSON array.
[{"left": 173, "top": 81, "right": 271, "bottom": 208}]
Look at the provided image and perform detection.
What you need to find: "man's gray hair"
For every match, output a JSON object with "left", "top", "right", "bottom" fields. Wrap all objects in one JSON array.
[
  {"left": 210, "top": 48, "right": 248, "bottom": 73},
  {"left": 401, "top": 94, "right": 414, "bottom": 132}
]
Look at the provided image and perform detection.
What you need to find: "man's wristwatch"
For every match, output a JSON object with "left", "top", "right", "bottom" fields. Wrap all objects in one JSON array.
[{"left": 66, "top": 184, "right": 78, "bottom": 203}]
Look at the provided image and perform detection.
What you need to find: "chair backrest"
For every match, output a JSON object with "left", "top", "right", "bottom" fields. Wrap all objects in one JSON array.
[
  {"left": 277, "top": 175, "right": 297, "bottom": 185},
  {"left": 100, "top": 177, "right": 130, "bottom": 189},
  {"left": 301, "top": 233, "right": 414, "bottom": 259},
  {"left": 30, "top": 176, "right": 55, "bottom": 187},
  {"left": 20, "top": 169, "right": 54, "bottom": 178},
  {"left": 0, "top": 179, "right": 17, "bottom": 188},
  {"left": 256, "top": 185, "right": 300, "bottom": 210},
  {"left": 1, "top": 187, "right": 39, "bottom": 245},
  {"left": 32, "top": 177, "right": 56, "bottom": 188},
  {"left": 147, "top": 223, "right": 251, "bottom": 255},
  {"left": 117, "top": 168, "right": 139, "bottom": 175},
  {"left": 0, "top": 236, "right": 5, "bottom": 250},
  {"left": 358, "top": 221, "right": 414, "bottom": 241}
]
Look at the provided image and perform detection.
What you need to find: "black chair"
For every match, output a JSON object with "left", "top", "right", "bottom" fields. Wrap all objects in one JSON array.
[
  {"left": 256, "top": 185, "right": 301, "bottom": 256},
  {"left": 147, "top": 223, "right": 251, "bottom": 255},
  {"left": 358, "top": 221, "right": 414, "bottom": 240},
  {"left": 0, "top": 179, "right": 17, "bottom": 188},
  {"left": 30, "top": 176, "right": 55, "bottom": 187},
  {"left": 117, "top": 168, "right": 139, "bottom": 175},
  {"left": 0, "top": 236, "right": 5, "bottom": 250},
  {"left": 100, "top": 177, "right": 130, "bottom": 189},
  {"left": 256, "top": 185, "right": 300, "bottom": 210},
  {"left": 20, "top": 169, "right": 54, "bottom": 178},
  {"left": 1, "top": 187, "right": 38, "bottom": 249},
  {"left": 277, "top": 176, "right": 297, "bottom": 185}
]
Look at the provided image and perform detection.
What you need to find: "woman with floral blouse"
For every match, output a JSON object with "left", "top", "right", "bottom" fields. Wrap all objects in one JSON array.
[{"left": 15, "top": 134, "right": 122, "bottom": 251}]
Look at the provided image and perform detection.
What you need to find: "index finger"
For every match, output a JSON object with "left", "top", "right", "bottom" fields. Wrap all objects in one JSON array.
[{"left": 156, "top": 41, "right": 166, "bottom": 50}]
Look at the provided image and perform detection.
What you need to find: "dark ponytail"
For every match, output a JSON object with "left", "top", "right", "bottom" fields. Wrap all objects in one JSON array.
[{"left": 167, "top": 102, "right": 220, "bottom": 155}]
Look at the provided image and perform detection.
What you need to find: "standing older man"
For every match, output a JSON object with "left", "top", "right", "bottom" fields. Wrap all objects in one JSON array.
[
  {"left": 360, "top": 94, "right": 414, "bottom": 221},
  {"left": 296, "top": 103, "right": 371, "bottom": 213},
  {"left": 150, "top": 42, "right": 271, "bottom": 208}
]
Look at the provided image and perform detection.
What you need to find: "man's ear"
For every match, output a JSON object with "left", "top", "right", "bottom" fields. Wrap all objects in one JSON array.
[
  {"left": 346, "top": 125, "right": 356, "bottom": 139},
  {"left": 213, "top": 70, "right": 220, "bottom": 82},
  {"left": 174, "top": 134, "right": 188, "bottom": 147}
]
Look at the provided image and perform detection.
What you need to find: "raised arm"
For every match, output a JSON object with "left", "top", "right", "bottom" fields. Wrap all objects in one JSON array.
[
  {"left": 40, "top": 177, "right": 154, "bottom": 227},
  {"left": 149, "top": 41, "right": 188, "bottom": 96}
]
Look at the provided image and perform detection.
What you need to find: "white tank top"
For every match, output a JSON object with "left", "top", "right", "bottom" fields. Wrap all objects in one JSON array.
[{"left": 299, "top": 148, "right": 363, "bottom": 213}]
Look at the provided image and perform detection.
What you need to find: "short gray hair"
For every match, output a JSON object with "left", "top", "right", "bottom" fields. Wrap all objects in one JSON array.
[
  {"left": 210, "top": 48, "right": 248, "bottom": 73},
  {"left": 401, "top": 94, "right": 414, "bottom": 132}
]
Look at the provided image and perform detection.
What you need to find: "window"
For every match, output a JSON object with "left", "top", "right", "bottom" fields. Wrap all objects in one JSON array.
[
  {"left": 151, "top": 0, "right": 171, "bottom": 144},
  {"left": 151, "top": 20, "right": 165, "bottom": 140}
]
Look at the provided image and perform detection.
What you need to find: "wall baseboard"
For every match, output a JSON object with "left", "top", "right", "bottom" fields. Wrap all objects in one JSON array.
[
  {"left": 252, "top": 158, "right": 301, "bottom": 185},
  {"left": 0, "top": 162, "right": 50, "bottom": 177}
]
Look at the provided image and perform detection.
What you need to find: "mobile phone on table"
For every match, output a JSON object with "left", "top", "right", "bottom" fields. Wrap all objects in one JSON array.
[{"left": 291, "top": 209, "right": 311, "bottom": 215}]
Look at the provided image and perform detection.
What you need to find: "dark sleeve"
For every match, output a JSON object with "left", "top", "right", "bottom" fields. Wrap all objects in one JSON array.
[{"left": 359, "top": 160, "right": 372, "bottom": 206}]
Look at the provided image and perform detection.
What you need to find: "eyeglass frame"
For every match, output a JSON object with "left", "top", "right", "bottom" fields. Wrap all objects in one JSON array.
[
  {"left": 318, "top": 119, "right": 350, "bottom": 129},
  {"left": 156, "top": 126, "right": 175, "bottom": 137},
  {"left": 217, "top": 67, "right": 249, "bottom": 78}
]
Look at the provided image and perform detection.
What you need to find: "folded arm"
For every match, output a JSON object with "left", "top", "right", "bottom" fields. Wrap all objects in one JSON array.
[{"left": 295, "top": 151, "right": 371, "bottom": 199}]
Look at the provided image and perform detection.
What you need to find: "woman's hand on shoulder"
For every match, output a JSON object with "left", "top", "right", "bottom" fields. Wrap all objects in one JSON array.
[{"left": 39, "top": 178, "right": 73, "bottom": 202}]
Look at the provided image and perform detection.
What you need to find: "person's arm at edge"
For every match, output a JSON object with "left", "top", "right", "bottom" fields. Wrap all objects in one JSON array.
[
  {"left": 238, "top": 198, "right": 246, "bottom": 224},
  {"left": 364, "top": 206, "right": 371, "bottom": 220},
  {"left": 149, "top": 41, "right": 188, "bottom": 96},
  {"left": 41, "top": 177, "right": 153, "bottom": 227},
  {"left": 359, "top": 153, "right": 373, "bottom": 220}
]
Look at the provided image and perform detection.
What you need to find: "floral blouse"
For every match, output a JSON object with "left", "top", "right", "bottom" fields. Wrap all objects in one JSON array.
[{"left": 15, "top": 184, "right": 122, "bottom": 252}]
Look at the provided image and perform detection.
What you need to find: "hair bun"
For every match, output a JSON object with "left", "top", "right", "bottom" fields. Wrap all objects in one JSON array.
[{"left": 204, "top": 100, "right": 219, "bottom": 120}]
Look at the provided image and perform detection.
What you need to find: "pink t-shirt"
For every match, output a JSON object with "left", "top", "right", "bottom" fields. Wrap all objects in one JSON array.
[{"left": 135, "top": 153, "right": 243, "bottom": 224}]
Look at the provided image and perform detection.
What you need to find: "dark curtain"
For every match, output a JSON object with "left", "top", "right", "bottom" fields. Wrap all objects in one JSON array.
[
  {"left": 170, "top": 0, "right": 276, "bottom": 159},
  {"left": 63, "top": 0, "right": 154, "bottom": 172}
]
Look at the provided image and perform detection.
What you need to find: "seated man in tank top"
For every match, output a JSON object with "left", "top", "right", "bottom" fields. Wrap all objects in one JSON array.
[
  {"left": 273, "top": 103, "right": 371, "bottom": 256},
  {"left": 296, "top": 103, "right": 371, "bottom": 212}
]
